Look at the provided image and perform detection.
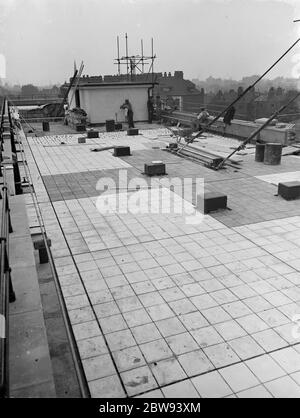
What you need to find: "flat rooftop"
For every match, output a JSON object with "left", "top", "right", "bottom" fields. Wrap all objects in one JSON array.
[{"left": 20, "top": 122, "right": 300, "bottom": 398}]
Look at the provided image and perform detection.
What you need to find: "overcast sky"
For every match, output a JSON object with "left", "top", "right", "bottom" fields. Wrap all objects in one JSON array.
[{"left": 0, "top": 0, "right": 300, "bottom": 86}]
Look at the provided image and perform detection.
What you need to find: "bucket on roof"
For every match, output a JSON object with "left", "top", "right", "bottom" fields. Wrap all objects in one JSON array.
[
  {"left": 42, "top": 121, "right": 50, "bottom": 132},
  {"left": 106, "top": 119, "right": 115, "bottom": 132},
  {"left": 255, "top": 141, "right": 265, "bottom": 162},
  {"left": 264, "top": 143, "right": 282, "bottom": 165}
]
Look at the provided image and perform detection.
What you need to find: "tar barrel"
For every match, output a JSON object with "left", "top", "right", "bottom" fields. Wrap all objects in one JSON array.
[
  {"left": 255, "top": 142, "right": 265, "bottom": 162},
  {"left": 42, "top": 121, "right": 50, "bottom": 132},
  {"left": 264, "top": 143, "right": 282, "bottom": 165},
  {"left": 106, "top": 119, "right": 115, "bottom": 132}
]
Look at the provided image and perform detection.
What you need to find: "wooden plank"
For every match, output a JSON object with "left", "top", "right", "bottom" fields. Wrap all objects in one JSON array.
[{"left": 187, "top": 144, "right": 243, "bottom": 164}]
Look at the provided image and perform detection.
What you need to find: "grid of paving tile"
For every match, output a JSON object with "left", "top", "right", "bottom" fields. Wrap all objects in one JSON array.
[
  {"left": 22, "top": 129, "right": 300, "bottom": 398},
  {"left": 27, "top": 129, "right": 169, "bottom": 176},
  {"left": 41, "top": 168, "right": 145, "bottom": 202},
  {"left": 256, "top": 171, "right": 300, "bottom": 185},
  {"left": 35, "top": 133, "right": 300, "bottom": 228}
]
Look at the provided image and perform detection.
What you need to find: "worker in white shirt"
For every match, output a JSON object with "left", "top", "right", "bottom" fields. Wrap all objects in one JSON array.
[
  {"left": 197, "top": 107, "right": 210, "bottom": 130},
  {"left": 63, "top": 103, "right": 69, "bottom": 125}
]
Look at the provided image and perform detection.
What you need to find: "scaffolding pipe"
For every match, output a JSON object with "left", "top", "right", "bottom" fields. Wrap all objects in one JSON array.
[
  {"left": 141, "top": 39, "right": 144, "bottom": 73},
  {"left": 216, "top": 90, "right": 300, "bottom": 170},
  {"left": 125, "top": 33, "right": 129, "bottom": 80},
  {"left": 68, "top": 61, "right": 84, "bottom": 109},
  {"left": 177, "top": 38, "right": 300, "bottom": 154},
  {"left": 151, "top": 38, "right": 154, "bottom": 83},
  {"left": 55, "top": 69, "right": 78, "bottom": 117},
  {"left": 117, "top": 36, "right": 121, "bottom": 75}
]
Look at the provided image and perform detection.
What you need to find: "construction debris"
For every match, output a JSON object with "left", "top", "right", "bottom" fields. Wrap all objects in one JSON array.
[{"left": 90, "top": 146, "right": 115, "bottom": 152}]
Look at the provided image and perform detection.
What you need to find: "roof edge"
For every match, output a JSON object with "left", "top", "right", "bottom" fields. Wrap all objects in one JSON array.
[{"left": 69, "top": 81, "right": 158, "bottom": 88}]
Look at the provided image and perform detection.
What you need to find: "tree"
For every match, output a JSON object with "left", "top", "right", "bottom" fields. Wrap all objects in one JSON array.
[
  {"left": 268, "top": 87, "right": 275, "bottom": 99},
  {"left": 21, "top": 84, "right": 39, "bottom": 96}
]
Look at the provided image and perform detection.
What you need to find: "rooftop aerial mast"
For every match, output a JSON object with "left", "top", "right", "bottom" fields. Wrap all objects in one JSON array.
[{"left": 114, "top": 34, "right": 156, "bottom": 82}]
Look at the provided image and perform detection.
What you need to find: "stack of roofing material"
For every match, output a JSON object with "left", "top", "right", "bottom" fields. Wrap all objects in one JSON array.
[
  {"left": 174, "top": 144, "right": 241, "bottom": 168},
  {"left": 188, "top": 144, "right": 243, "bottom": 163}
]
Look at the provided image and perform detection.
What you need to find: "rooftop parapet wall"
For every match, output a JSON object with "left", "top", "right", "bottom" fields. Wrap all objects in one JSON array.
[
  {"left": 162, "top": 110, "right": 296, "bottom": 145},
  {"left": 70, "top": 73, "right": 161, "bottom": 84},
  {"left": 69, "top": 71, "right": 197, "bottom": 90}
]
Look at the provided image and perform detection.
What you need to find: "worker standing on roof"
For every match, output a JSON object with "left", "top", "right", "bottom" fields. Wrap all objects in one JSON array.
[
  {"left": 63, "top": 103, "right": 69, "bottom": 125},
  {"left": 12, "top": 107, "right": 21, "bottom": 129},
  {"left": 197, "top": 107, "right": 210, "bottom": 130},
  {"left": 155, "top": 95, "right": 162, "bottom": 123},
  {"left": 120, "top": 99, "right": 134, "bottom": 128},
  {"left": 223, "top": 106, "right": 235, "bottom": 136},
  {"left": 147, "top": 96, "right": 154, "bottom": 124}
]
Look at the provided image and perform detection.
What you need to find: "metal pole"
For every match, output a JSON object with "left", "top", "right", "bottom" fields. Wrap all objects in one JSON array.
[
  {"left": 117, "top": 36, "right": 120, "bottom": 75},
  {"left": 68, "top": 61, "right": 84, "bottom": 109},
  {"left": 55, "top": 69, "right": 78, "bottom": 117},
  {"left": 141, "top": 39, "right": 144, "bottom": 74},
  {"left": 151, "top": 38, "right": 154, "bottom": 83},
  {"left": 125, "top": 33, "right": 129, "bottom": 80},
  {"left": 216, "top": 90, "right": 300, "bottom": 170},
  {"left": 178, "top": 38, "right": 300, "bottom": 153}
]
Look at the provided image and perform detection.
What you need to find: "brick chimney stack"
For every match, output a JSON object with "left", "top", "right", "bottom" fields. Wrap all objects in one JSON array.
[{"left": 174, "top": 71, "right": 184, "bottom": 79}]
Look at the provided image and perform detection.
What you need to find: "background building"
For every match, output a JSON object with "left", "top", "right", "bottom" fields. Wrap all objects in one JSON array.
[{"left": 153, "top": 71, "right": 204, "bottom": 112}]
